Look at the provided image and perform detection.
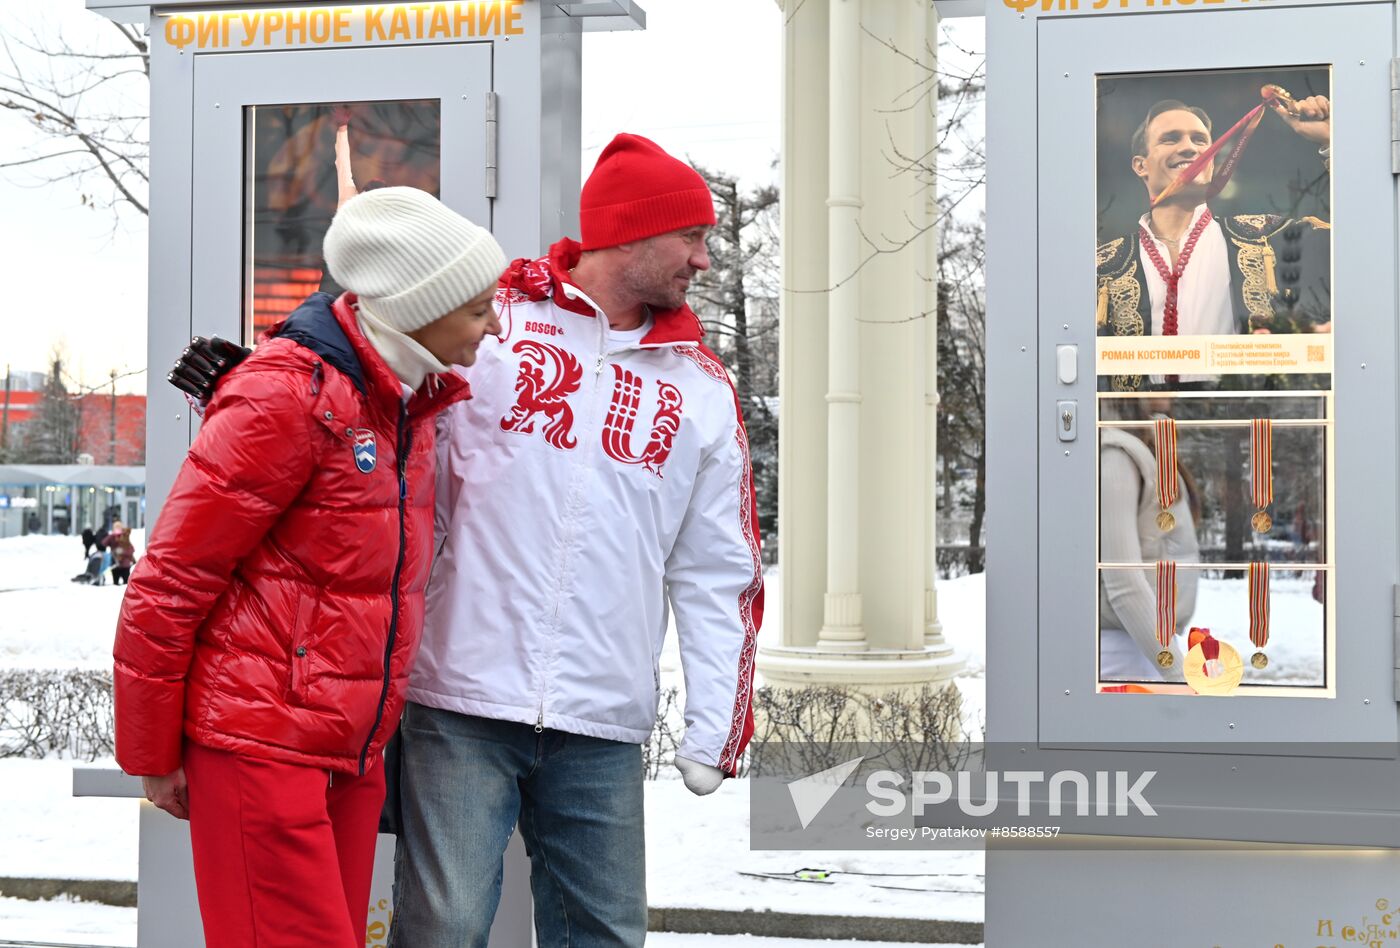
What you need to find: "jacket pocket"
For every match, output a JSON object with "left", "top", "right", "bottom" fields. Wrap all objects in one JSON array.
[{"left": 288, "top": 593, "right": 318, "bottom": 703}]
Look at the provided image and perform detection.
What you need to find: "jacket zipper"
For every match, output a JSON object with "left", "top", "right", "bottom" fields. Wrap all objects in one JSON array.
[{"left": 359, "top": 402, "right": 411, "bottom": 775}]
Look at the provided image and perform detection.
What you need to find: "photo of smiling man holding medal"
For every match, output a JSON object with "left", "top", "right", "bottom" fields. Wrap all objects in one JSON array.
[{"left": 1096, "top": 68, "right": 1333, "bottom": 391}]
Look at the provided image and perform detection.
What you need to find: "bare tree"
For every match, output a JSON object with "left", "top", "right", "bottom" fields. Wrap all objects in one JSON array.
[
  {"left": 689, "top": 165, "right": 782, "bottom": 560},
  {"left": 936, "top": 214, "right": 987, "bottom": 575},
  {"left": 17, "top": 354, "right": 80, "bottom": 465},
  {"left": 0, "top": 10, "right": 149, "bottom": 219}
]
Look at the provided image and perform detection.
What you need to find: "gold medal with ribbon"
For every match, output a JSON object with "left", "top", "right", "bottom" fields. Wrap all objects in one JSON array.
[
  {"left": 1154, "top": 418, "right": 1179, "bottom": 532},
  {"left": 1249, "top": 562, "right": 1271, "bottom": 669},
  {"left": 1155, "top": 560, "right": 1176, "bottom": 669},
  {"left": 1250, "top": 418, "right": 1273, "bottom": 533},
  {"left": 1183, "top": 627, "right": 1245, "bottom": 696}
]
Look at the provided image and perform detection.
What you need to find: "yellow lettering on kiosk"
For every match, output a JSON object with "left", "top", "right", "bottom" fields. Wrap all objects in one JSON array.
[
  {"left": 505, "top": 1, "right": 524, "bottom": 34},
  {"left": 165, "top": 15, "right": 196, "bottom": 49},
  {"left": 261, "top": 12, "right": 284, "bottom": 45},
  {"left": 238, "top": 13, "right": 258, "bottom": 47},
  {"left": 462, "top": 3, "right": 484, "bottom": 34},
  {"left": 285, "top": 10, "right": 308, "bottom": 45},
  {"left": 479, "top": 1, "right": 503, "bottom": 34},
  {"left": 333, "top": 8, "right": 354, "bottom": 42},
  {"left": 428, "top": 6, "right": 452, "bottom": 38},
  {"left": 365, "top": 7, "right": 387, "bottom": 41},
  {"left": 308, "top": 10, "right": 333, "bottom": 44},
  {"left": 409, "top": 3, "right": 432, "bottom": 34},
  {"left": 388, "top": 7, "right": 411, "bottom": 40}
]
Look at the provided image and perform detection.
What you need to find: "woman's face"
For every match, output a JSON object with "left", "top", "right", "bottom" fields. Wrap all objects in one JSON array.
[{"left": 407, "top": 288, "right": 501, "bottom": 367}]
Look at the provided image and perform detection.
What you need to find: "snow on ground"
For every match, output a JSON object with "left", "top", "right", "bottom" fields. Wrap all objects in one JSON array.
[
  {"left": 0, "top": 534, "right": 990, "bottom": 942},
  {"left": 0, "top": 533, "right": 144, "bottom": 670},
  {"left": 0, "top": 899, "right": 984, "bottom": 948},
  {"left": 0, "top": 895, "right": 136, "bottom": 947},
  {"left": 649, "top": 937, "right": 982, "bottom": 948},
  {"left": 646, "top": 778, "right": 984, "bottom": 923},
  {"left": 0, "top": 759, "right": 139, "bottom": 883}
]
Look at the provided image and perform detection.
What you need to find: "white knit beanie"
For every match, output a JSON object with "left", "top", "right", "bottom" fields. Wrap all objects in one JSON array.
[{"left": 323, "top": 187, "right": 507, "bottom": 332}]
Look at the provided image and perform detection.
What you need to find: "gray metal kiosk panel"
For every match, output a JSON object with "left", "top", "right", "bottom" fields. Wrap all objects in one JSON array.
[
  {"left": 990, "top": 0, "right": 1400, "bottom": 847},
  {"left": 1036, "top": 2, "right": 1398, "bottom": 749}
]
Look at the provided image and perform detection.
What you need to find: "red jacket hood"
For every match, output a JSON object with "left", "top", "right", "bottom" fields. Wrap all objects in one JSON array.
[{"left": 498, "top": 238, "right": 706, "bottom": 347}]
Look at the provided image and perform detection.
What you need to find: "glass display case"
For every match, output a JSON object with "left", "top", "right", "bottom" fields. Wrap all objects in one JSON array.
[{"left": 1092, "top": 66, "right": 1334, "bottom": 697}]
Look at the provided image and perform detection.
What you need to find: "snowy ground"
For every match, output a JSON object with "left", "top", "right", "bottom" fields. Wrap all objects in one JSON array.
[
  {"left": 0, "top": 898, "right": 980, "bottom": 948},
  {"left": 0, "top": 532, "right": 145, "bottom": 670},
  {"left": 0, "top": 534, "right": 989, "bottom": 944}
]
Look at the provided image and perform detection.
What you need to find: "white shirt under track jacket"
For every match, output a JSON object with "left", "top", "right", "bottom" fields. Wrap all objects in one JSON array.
[{"left": 409, "top": 240, "right": 766, "bottom": 775}]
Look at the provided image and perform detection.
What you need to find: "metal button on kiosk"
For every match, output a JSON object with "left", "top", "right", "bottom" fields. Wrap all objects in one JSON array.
[
  {"left": 987, "top": 0, "right": 1400, "bottom": 942},
  {"left": 79, "top": 2, "right": 643, "bottom": 944}
]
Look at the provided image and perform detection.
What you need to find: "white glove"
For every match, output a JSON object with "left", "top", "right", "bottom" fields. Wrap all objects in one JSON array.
[{"left": 674, "top": 755, "right": 724, "bottom": 796}]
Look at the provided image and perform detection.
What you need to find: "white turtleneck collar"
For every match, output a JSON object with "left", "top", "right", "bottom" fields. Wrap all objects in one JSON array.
[{"left": 355, "top": 300, "right": 451, "bottom": 396}]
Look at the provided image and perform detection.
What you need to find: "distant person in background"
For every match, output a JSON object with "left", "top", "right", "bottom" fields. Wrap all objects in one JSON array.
[
  {"left": 25, "top": 513, "right": 39, "bottom": 535},
  {"left": 105, "top": 522, "right": 136, "bottom": 586},
  {"left": 81, "top": 526, "right": 97, "bottom": 558}
]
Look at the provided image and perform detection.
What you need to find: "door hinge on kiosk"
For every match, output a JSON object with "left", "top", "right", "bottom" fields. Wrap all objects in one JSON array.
[
  {"left": 1390, "top": 60, "right": 1400, "bottom": 174},
  {"left": 485, "top": 91, "right": 499, "bottom": 199},
  {"left": 1393, "top": 584, "right": 1400, "bottom": 701}
]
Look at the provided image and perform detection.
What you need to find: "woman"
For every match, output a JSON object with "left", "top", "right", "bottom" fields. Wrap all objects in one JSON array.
[
  {"left": 104, "top": 521, "right": 136, "bottom": 585},
  {"left": 113, "top": 187, "right": 505, "bottom": 947},
  {"left": 1099, "top": 398, "right": 1202, "bottom": 682}
]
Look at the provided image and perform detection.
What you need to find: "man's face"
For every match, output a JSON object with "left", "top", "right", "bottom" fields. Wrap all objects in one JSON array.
[
  {"left": 1133, "top": 109, "right": 1213, "bottom": 202},
  {"left": 619, "top": 225, "right": 711, "bottom": 310},
  {"left": 409, "top": 287, "right": 502, "bottom": 368}
]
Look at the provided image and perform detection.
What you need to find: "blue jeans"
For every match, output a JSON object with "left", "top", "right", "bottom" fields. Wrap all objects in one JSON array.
[{"left": 387, "top": 704, "right": 647, "bottom": 947}]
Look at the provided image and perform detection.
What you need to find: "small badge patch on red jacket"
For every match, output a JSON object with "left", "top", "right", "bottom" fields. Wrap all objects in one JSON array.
[{"left": 353, "top": 429, "right": 377, "bottom": 473}]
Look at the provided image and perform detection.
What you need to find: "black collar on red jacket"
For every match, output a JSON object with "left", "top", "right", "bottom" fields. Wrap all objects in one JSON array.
[{"left": 269, "top": 292, "right": 469, "bottom": 418}]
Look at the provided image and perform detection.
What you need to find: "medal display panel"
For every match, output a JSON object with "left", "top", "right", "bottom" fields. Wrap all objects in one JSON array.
[
  {"left": 1093, "top": 66, "right": 1333, "bottom": 698},
  {"left": 242, "top": 99, "right": 442, "bottom": 343}
]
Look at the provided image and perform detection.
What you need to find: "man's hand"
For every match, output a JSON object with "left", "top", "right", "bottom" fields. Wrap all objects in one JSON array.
[
  {"left": 331, "top": 104, "right": 353, "bottom": 128},
  {"left": 674, "top": 755, "right": 724, "bottom": 796},
  {"left": 142, "top": 767, "right": 189, "bottom": 820},
  {"left": 1270, "top": 93, "right": 1330, "bottom": 148},
  {"left": 168, "top": 336, "right": 250, "bottom": 401}
]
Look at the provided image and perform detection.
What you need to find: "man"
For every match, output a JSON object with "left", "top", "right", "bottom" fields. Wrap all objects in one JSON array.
[
  {"left": 172, "top": 134, "right": 763, "bottom": 947},
  {"left": 1097, "top": 92, "right": 1332, "bottom": 390},
  {"left": 391, "top": 132, "right": 762, "bottom": 947}
]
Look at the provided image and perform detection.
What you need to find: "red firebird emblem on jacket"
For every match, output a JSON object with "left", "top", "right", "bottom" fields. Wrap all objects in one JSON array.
[
  {"left": 602, "top": 365, "right": 683, "bottom": 477},
  {"left": 499, "top": 340, "right": 583, "bottom": 450},
  {"left": 499, "top": 342, "right": 685, "bottom": 474}
]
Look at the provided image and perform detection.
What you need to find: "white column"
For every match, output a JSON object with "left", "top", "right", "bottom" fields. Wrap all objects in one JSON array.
[
  {"left": 923, "top": 0, "right": 948, "bottom": 649},
  {"left": 818, "top": 0, "right": 866, "bottom": 652}
]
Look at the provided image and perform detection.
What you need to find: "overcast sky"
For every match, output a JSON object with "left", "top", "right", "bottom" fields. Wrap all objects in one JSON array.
[{"left": 0, "top": 0, "right": 980, "bottom": 393}]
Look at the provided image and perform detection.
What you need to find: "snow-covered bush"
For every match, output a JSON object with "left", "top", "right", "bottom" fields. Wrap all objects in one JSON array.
[{"left": 0, "top": 669, "right": 114, "bottom": 760}]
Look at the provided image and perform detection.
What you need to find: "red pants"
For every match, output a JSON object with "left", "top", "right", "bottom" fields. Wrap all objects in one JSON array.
[{"left": 184, "top": 742, "right": 385, "bottom": 947}]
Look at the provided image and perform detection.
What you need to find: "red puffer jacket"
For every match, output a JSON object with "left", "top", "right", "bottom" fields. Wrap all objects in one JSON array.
[{"left": 114, "top": 293, "right": 469, "bottom": 776}]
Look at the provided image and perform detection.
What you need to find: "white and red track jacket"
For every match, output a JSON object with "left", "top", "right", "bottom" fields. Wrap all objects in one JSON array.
[{"left": 410, "top": 239, "right": 765, "bottom": 775}]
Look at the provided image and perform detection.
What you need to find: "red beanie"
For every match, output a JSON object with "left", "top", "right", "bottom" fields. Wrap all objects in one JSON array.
[{"left": 580, "top": 134, "right": 716, "bottom": 250}]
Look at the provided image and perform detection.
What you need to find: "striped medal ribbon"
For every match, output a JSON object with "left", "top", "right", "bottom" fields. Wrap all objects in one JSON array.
[
  {"left": 1249, "top": 562, "right": 1271, "bottom": 670},
  {"left": 1155, "top": 560, "right": 1177, "bottom": 669},
  {"left": 1250, "top": 418, "right": 1273, "bottom": 533},
  {"left": 1153, "top": 418, "right": 1179, "bottom": 532}
]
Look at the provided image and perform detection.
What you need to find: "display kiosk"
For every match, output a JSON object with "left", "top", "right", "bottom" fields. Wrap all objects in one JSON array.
[
  {"left": 78, "top": 1, "right": 643, "bottom": 944},
  {"left": 986, "top": 0, "right": 1400, "bottom": 942}
]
